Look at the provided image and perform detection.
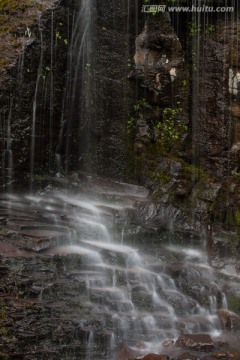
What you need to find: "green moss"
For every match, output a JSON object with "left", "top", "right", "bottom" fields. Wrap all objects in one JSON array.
[
  {"left": 228, "top": 295, "right": 240, "bottom": 315},
  {"left": 27, "top": 172, "right": 49, "bottom": 190},
  {"left": 0, "top": 0, "right": 37, "bottom": 11},
  {"left": 0, "top": 0, "right": 51, "bottom": 68},
  {"left": 148, "top": 170, "right": 171, "bottom": 186},
  {"left": 228, "top": 210, "right": 240, "bottom": 231},
  {"left": 183, "top": 164, "right": 207, "bottom": 182}
]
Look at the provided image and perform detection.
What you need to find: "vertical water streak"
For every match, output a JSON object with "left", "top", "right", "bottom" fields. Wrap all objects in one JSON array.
[
  {"left": 4, "top": 110, "right": 13, "bottom": 192},
  {"left": 221, "top": 293, "right": 228, "bottom": 309},
  {"left": 30, "top": 16, "right": 44, "bottom": 189},
  {"left": 191, "top": 0, "right": 201, "bottom": 171},
  {"left": 2, "top": 47, "right": 26, "bottom": 190},
  {"left": 49, "top": 10, "right": 54, "bottom": 172},
  {"left": 86, "top": 331, "right": 94, "bottom": 360},
  {"left": 121, "top": 227, "right": 125, "bottom": 245},
  {"left": 58, "top": 0, "right": 95, "bottom": 173}
]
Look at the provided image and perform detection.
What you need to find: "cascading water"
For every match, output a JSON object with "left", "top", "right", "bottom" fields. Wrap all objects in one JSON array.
[{"left": 2, "top": 179, "right": 230, "bottom": 359}]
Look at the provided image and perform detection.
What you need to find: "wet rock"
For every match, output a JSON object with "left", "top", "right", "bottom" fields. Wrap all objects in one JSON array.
[
  {"left": 131, "top": 202, "right": 194, "bottom": 235},
  {"left": 175, "top": 180, "right": 192, "bottom": 196},
  {"left": 176, "top": 334, "right": 214, "bottom": 352},
  {"left": 218, "top": 309, "right": 240, "bottom": 331},
  {"left": 163, "top": 290, "right": 198, "bottom": 316},
  {"left": 0, "top": 217, "right": 7, "bottom": 224},
  {"left": 211, "top": 352, "right": 231, "bottom": 359},
  {"left": 142, "top": 354, "right": 169, "bottom": 360},
  {"left": 162, "top": 339, "right": 174, "bottom": 348},
  {"left": 0, "top": 264, "right": 9, "bottom": 274},
  {"left": 131, "top": 285, "right": 153, "bottom": 311},
  {"left": 114, "top": 343, "right": 137, "bottom": 360},
  {"left": 136, "top": 119, "right": 151, "bottom": 143},
  {"left": 177, "top": 353, "right": 199, "bottom": 360}
]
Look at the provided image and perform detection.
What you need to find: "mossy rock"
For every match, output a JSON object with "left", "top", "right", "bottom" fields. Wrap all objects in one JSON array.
[
  {"left": 0, "top": 0, "right": 56, "bottom": 70},
  {"left": 228, "top": 295, "right": 240, "bottom": 315}
]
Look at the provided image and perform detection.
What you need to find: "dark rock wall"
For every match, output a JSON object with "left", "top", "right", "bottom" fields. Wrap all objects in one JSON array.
[
  {"left": 0, "top": 0, "right": 75, "bottom": 184},
  {"left": 190, "top": 17, "right": 234, "bottom": 178},
  {"left": 59, "top": 0, "right": 145, "bottom": 177},
  {"left": 86, "top": 0, "right": 141, "bottom": 177}
]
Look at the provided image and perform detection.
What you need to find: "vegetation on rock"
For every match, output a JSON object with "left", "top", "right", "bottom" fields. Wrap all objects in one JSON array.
[{"left": 0, "top": 0, "right": 56, "bottom": 67}]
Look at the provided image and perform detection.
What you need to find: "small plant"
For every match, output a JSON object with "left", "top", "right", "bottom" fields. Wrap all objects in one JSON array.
[
  {"left": 127, "top": 117, "right": 135, "bottom": 130},
  {"left": 55, "top": 31, "right": 62, "bottom": 40},
  {"left": 157, "top": 104, "right": 188, "bottom": 151},
  {"left": 206, "top": 24, "right": 215, "bottom": 34},
  {"left": 30, "top": 173, "right": 49, "bottom": 189},
  {"left": 128, "top": 98, "right": 148, "bottom": 133},
  {"left": 85, "top": 62, "right": 92, "bottom": 76},
  {"left": 55, "top": 31, "right": 68, "bottom": 46},
  {"left": 188, "top": 22, "right": 201, "bottom": 36},
  {"left": 127, "top": 58, "right": 133, "bottom": 68},
  {"left": 133, "top": 98, "right": 147, "bottom": 112}
]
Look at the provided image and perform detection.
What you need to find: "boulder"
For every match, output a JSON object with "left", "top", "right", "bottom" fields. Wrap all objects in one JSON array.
[
  {"left": 218, "top": 309, "right": 240, "bottom": 332},
  {"left": 176, "top": 333, "right": 214, "bottom": 352},
  {"left": 114, "top": 343, "right": 137, "bottom": 360}
]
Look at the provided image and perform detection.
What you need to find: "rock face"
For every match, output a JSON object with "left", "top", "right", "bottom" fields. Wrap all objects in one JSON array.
[
  {"left": 176, "top": 334, "right": 215, "bottom": 352},
  {"left": 189, "top": 21, "right": 233, "bottom": 178}
]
